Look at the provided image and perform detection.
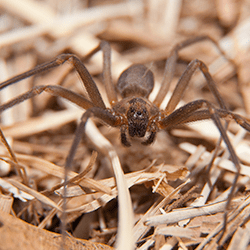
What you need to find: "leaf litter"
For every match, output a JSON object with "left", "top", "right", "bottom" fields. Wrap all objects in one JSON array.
[{"left": 0, "top": 0, "right": 250, "bottom": 249}]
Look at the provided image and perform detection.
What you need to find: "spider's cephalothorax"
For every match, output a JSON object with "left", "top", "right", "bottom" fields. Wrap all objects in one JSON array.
[{"left": 112, "top": 94, "right": 160, "bottom": 146}]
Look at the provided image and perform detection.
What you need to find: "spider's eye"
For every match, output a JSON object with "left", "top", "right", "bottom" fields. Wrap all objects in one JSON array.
[
  {"left": 131, "top": 109, "right": 145, "bottom": 119},
  {"left": 130, "top": 108, "right": 135, "bottom": 114}
]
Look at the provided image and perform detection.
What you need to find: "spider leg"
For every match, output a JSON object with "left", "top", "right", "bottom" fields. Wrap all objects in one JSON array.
[
  {"left": 72, "top": 41, "right": 118, "bottom": 106},
  {"left": 153, "top": 36, "right": 232, "bottom": 108},
  {"left": 100, "top": 41, "right": 118, "bottom": 106},
  {"left": 155, "top": 40, "right": 239, "bottom": 236},
  {"left": 165, "top": 59, "right": 227, "bottom": 114},
  {"left": 160, "top": 99, "right": 242, "bottom": 238},
  {"left": 163, "top": 59, "right": 231, "bottom": 194},
  {"left": 120, "top": 125, "right": 131, "bottom": 147},
  {"left": 168, "top": 108, "right": 250, "bottom": 132},
  {"left": 0, "top": 85, "right": 95, "bottom": 113},
  {"left": 0, "top": 54, "right": 106, "bottom": 109},
  {"left": 65, "top": 106, "right": 118, "bottom": 170},
  {"left": 60, "top": 106, "right": 118, "bottom": 241}
]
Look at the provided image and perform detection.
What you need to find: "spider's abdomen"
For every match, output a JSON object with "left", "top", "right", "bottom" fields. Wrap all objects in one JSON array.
[{"left": 117, "top": 64, "right": 154, "bottom": 98}]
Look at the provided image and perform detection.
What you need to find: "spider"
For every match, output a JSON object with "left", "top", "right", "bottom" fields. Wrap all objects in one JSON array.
[{"left": 0, "top": 36, "right": 250, "bottom": 241}]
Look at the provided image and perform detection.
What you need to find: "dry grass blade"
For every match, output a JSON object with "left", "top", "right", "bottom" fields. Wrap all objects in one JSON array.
[
  {"left": 180, "top": 142, "right": 250, "bottom": 177},
  {"left": 7, "top": 178, "right": 62, "bottom": 211},
  {"left": 85, "top": 119, "right": 134, "bottom": 250},
  {"left": 155, "top": 225, "right": 201, "bottom": 240},
  {"left": 64, "top": 164, "right": 187, "bottom": 214},
  {"left": 0, "top": 1, "right": 143, "bottom": 48},
  {"left": 14, "top": 153, "right": 111, "bottom": 194},
  {"left": 145, "top": 197, "right": 243, "bottom": 227},
  {"left": 2, "top": 109, "right": 82, "bottom": 138},
  {"left": 196, "top": 195, "right": 250, "bottom": 249},
  {"left": 133, "top": 179, "right": 191, "bottom": 243},
  {"left": 0, "top": 177, "right": 33, "bottom": 202}
]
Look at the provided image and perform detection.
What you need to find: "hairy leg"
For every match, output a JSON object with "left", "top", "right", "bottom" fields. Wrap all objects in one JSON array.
[{"left": 153, "top": 36, "right": 232, "bottom": 108}]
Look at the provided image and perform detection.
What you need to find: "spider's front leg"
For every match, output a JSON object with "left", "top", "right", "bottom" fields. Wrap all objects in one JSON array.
[
  {"left": 59, "top": 106, "right": 119, "bottom": 245},
  {"left": 168, "top": 108, "right": 250, "bottom": 132},
  {"left": 159, "top": 99, "right": 242, "bottom": 178},
  {"left": 65, "top": 107, "right": 119, "bottom": 170}
]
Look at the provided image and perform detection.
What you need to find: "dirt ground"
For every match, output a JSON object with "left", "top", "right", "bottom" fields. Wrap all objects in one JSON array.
[{"left": 0, "top": 0, "right": 250, "bottom": 249}]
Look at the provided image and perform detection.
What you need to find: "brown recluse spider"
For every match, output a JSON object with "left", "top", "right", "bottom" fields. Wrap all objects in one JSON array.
[{"left": 0, "top": 36, "right": 250, "bottom": 244}]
